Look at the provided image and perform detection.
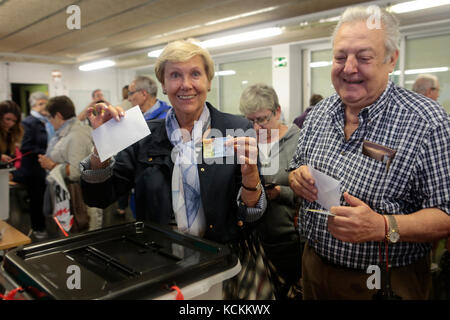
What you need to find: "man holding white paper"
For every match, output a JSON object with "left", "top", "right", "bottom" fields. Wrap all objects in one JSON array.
[{"left": 288, "top": 6, "right": 450, "bottom": 300}]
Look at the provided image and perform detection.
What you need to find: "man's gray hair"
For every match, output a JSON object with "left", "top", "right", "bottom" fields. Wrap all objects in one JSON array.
[
  {"left": 412, "top": 74, "right": 439, "bottom": 95},
  {"left": 331, "top": 6, "right": 400, "bottom": 63},
  {"left": 29, "top": 91, "right": 49, "bottom": 107},
  {"left": 134, "top": 76, "right": 158, "bottom": 97}
]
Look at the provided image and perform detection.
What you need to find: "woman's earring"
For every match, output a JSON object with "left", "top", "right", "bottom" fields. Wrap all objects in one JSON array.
[{"left": 163, "top": 89, "right": 167, "bottom": 94}]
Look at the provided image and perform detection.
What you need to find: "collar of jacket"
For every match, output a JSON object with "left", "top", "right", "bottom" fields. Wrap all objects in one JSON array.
[{"left": 144, "top": 100, "right": 172, "bottom": 120}]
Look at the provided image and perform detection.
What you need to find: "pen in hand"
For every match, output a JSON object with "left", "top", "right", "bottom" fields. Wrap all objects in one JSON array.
[{"left": 305, "top": 209, "right": 336, "bottom": 217}]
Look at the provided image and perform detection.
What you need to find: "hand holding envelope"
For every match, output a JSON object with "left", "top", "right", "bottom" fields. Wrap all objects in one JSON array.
[
  {"left": 289, "top": 165, "right": 341, "bottom": 215},
  {"left": 87, "top": 102, "right": 125, "bottom": 130},
  {"left": 289, "top": 165, "right": 388, "bottom": 242},
  {"left": 88, "top": 104, "right": 151, "bottom": 162}
]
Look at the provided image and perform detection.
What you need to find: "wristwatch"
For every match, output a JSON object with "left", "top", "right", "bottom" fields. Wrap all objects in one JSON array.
[{"left": 385, "top": 215, "right": 400, "bottom": 243}]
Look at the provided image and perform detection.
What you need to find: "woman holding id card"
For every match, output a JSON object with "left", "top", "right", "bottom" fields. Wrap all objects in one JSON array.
[{"left": 80, "top": 39, "right": 268, "bottom": 299}]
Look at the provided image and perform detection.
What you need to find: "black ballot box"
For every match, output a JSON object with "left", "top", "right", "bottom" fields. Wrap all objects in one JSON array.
[{"left": 2, "top": 221, "right": 240, "bottom": 300}]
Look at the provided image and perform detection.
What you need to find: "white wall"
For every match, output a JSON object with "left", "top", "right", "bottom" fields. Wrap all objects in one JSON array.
[
  {"left": 272, "top": 44, "right": 302, "bottom": 124},
  {"left": 0, "top": 63, "right": 9, "bottom": 101},
  {"left": 0, "top": 61, "right": 136, "bottom": 115}
]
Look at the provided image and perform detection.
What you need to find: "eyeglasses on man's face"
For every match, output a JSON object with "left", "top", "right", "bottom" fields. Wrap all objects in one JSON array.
[{"left": 247, "top": 111, "right": 275, "bottom": 126}]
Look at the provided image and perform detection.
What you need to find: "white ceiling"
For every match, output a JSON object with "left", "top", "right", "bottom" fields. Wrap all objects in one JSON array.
[{"left": 0, "top": 0, "right": 449, "bottom": 69}]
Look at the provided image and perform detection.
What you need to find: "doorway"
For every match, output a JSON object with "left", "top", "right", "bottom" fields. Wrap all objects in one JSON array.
[{"left": 11, "top": 83, "right": 49, "bottom": 116}]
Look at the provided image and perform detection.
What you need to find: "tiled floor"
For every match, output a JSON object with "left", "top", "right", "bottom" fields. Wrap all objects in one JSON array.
[{"left": 7, "top": 184, "right": 136, "bottom": 243}]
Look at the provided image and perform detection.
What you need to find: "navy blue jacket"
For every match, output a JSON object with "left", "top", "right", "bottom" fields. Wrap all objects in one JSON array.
[{"left": 12, "top": 114, "right": 47, "bottom": 182}]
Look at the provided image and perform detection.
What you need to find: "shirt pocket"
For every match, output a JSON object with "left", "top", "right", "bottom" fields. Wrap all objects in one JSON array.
[{"left": 341, "top": 151, "right": 389, "bottom": 203}]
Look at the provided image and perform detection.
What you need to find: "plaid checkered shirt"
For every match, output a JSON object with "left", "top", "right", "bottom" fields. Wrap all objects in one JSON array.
[{"left": 289, "top": 81, "right": 450, "bottom": 269}]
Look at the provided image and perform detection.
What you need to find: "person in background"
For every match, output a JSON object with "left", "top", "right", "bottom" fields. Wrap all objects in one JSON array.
[
  {"left": 0, "top": 100, "right": 23, "bottom": 163},
  {"left": 288, "top": 6, "right": 449, "bottom": 300},
  {"left": 25, "top": 92, "right": 54, "bottom": 142},
  {"left": 240, "top": 83, "right": 302, "bottom": 299},
  {"left": 10, "top": 92, "right": 50, "bottom": 240},
  {"left": 293, "top": 94, "right": 323, "bottom": 129},
  {"left": 38, "top": 96, "right": 103, "bottom": 232},
  {"left": 128, "top": 75, "right": 171, "bottom": 121},
  {"left": 412, "top": 74, "right": 440, "bottom": 102},
  {"left": 78, "top": 89, "right": 111, "bottom": 123},
  {"left": 80, "top": 39, "right": 267, "bottom": 299},
  {"left": 412, "top": 73, "right": 448, "bottom": 285},
  {"left": 119, "top": 85, "right": 133, "bottom": 111}
]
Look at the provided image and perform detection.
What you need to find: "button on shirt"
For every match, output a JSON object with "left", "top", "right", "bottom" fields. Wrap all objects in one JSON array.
[{"left": 289, "top": 81, "right": 450, "bottom": 270}]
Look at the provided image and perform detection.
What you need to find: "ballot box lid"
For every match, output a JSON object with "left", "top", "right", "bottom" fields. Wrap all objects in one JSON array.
[{"left": 3, "top": 221, "right": 238, "bottom": 300}]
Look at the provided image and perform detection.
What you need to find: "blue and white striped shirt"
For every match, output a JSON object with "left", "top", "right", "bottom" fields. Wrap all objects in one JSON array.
[{"left": 289, "top": 81, "right": 450, "bottom": 269}]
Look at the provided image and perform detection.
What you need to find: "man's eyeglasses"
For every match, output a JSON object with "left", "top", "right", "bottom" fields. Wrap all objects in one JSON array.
[
  {"left": 128, "top": 90, "right": 139, "bottom": 96},
  {"left": 247, "top": 111, "right": 275, "bottom": 126}
]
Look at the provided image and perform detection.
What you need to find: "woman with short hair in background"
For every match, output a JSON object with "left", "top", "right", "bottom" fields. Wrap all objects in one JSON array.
[{"left": 240, "top": 83, "right": 303, "bottom": 299}]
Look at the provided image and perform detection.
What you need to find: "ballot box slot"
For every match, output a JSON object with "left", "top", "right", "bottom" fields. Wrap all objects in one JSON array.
[
  {"left": 63, "top": 235, "right": 185, "bottom": 279},
  {"left": 85, "top": 246, "right": 141, "bottom": 276},
  {"left": 65, "top": 248, "right": 138, "bottom": 284},
  {"left": 124, "top": 236, "right": 182, "bottom": 262}
]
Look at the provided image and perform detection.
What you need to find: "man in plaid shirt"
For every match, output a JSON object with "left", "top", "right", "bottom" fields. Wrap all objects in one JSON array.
[{"left": 289, "top": 6, "right": 450, "bottom": 299}]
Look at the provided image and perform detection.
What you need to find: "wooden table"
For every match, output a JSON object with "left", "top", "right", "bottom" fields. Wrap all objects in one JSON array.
[{"left": 0, "top": 220, "right": 31, "bottom": 251}]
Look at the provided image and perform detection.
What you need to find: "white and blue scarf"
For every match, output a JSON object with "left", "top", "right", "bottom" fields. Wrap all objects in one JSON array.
[{"left": 165, "top": 105, "right": 211, "bottom": 237}]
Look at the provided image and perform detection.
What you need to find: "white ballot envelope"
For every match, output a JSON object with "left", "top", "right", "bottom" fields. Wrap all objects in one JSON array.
[
  {"left": 307, "top": 165, "right": 341, "bottom": 210},
  {"left": 92, "top": 106, "right": 151, "bottom": 162}
]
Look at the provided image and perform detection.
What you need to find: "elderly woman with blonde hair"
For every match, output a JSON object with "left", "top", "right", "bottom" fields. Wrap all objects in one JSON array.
[{"left": 80, "top": 39, "right": 268, "bottom": 299}]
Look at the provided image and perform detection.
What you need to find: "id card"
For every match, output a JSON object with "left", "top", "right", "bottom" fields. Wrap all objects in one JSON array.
[{"left": 203, "top": 137, "right": 234, "bottom": 159}]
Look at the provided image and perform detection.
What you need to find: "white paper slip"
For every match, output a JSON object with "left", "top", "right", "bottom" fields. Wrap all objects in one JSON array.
[
  {"left": 92, "top": 106, "right": 151, "bottom": 162},
  {"left": 307, "top": 165, "right": 342, "bottom": 210}
]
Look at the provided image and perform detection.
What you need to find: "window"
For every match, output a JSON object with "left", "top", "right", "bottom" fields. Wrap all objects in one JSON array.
[
  {"left": 404, "top": 33, "right": 450, "bottom": 113},
  {"left": 310, "top": 49, "right": 334, "bottom": 100},
  {"left": 219, "top": 57, "right": 272, "bottom": 115}
]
